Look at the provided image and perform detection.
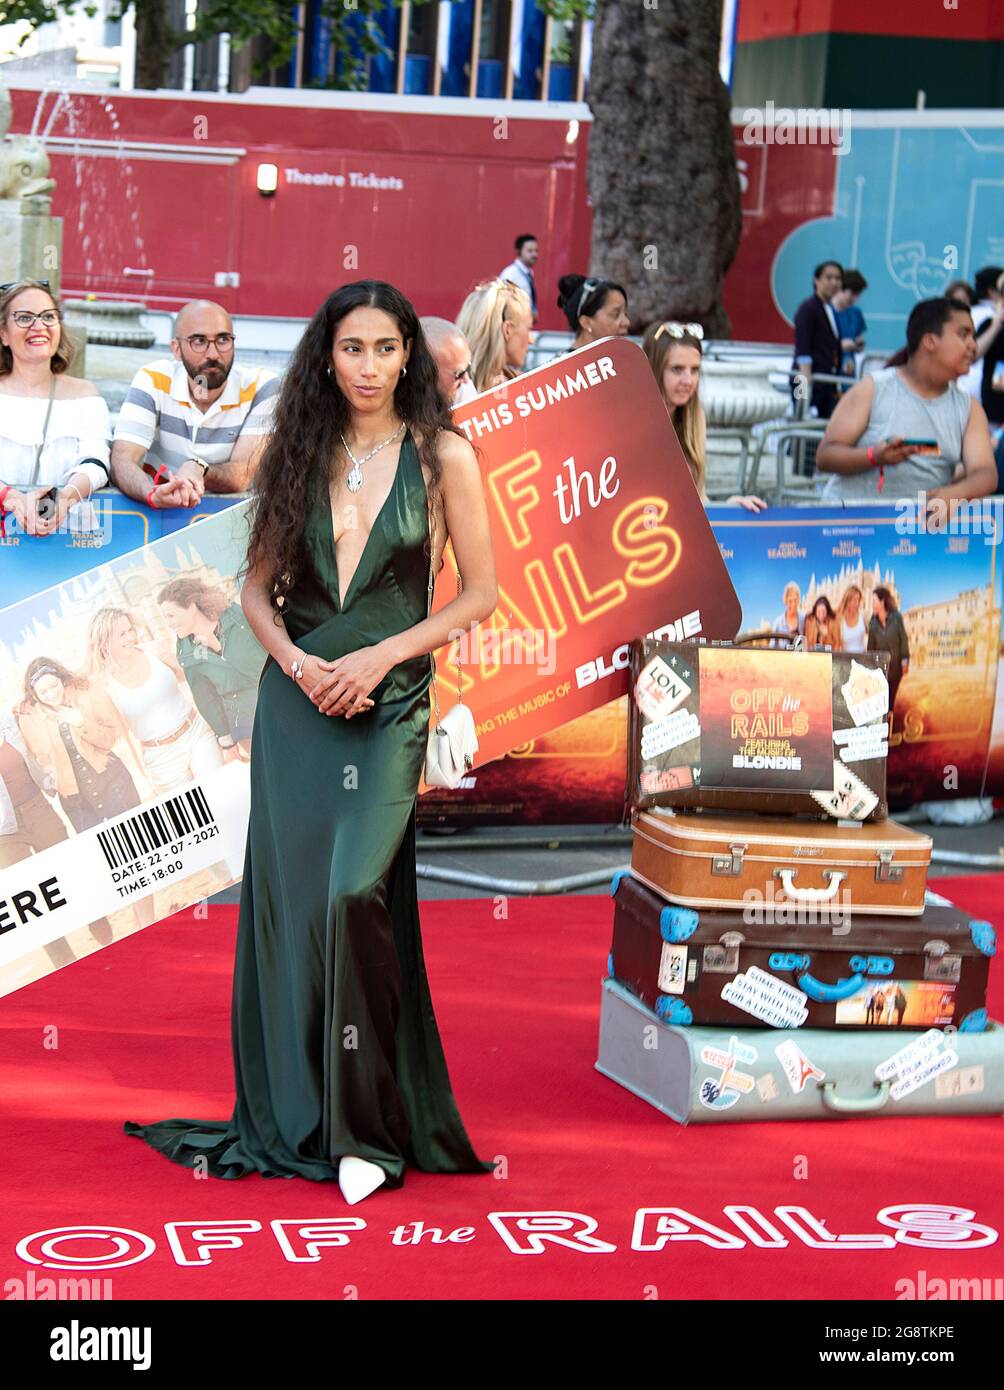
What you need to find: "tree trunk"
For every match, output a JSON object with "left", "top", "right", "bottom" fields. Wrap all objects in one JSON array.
[
  {"left": 587, "top": 0, "right": 741, "bottom": 337},
  {"left": 134, "top": 0, "right": 175, "bottom": 90}
]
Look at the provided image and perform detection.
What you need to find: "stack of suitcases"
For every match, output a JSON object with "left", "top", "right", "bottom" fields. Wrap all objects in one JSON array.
[{"left": 596, "top": 635, "right": 1001, "bottom": 1121}]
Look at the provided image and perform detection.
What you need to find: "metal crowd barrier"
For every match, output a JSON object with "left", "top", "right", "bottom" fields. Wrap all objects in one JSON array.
[{"left": 414, "top": 839, "right": 1004, "bottom": 896}]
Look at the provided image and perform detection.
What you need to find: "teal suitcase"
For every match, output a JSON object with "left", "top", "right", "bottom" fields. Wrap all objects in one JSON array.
[{"left": 596, "top": 976, "right": 1004, "bottom": 1123}]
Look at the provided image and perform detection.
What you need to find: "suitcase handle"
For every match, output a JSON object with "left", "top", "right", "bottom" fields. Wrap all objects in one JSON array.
[
  {"left": 798, "top": 971, "right": 865, "bottom": 1002},
  {"left": 820, "top": 1080, "right": 893, "bottom": 1114},
  {"left": 774, "top": 868, "right": 847, "bottom": 902}
]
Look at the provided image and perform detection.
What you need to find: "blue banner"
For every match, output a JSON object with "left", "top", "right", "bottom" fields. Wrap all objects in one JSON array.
[{"left": 0, "top": 493, "right": 242, "bottom": 609}]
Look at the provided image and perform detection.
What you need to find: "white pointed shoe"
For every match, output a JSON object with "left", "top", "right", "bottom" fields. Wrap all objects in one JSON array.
[{"left": 338, "top": 1155, "right": 387, "bottom": 1205}]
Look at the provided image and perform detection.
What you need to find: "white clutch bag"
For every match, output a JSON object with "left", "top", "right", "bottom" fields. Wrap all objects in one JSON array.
[
  {"left": 425, "top": 701, "right": 478, "bottom": 789},
  {"left": 424, "top": 542, "right": 478, "bottom": 790}
]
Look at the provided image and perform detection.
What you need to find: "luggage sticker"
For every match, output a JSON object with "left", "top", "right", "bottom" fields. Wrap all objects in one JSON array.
[
  {"left": 810, "top": 761, "right": 880, "bottom": 820},
  {"left": 833, "top": 722, "right": 889, "bottom": 764},
  {"left": 703, "top": 943, "right": 740, "bottom": 973},
  {"left": 875, "top": 1029, "right": 958, "bottom": 1101},
  {"left": 935, "top": 1064, "right": 984, "bottom": 1099},
  {"left": 755, "top": 1074, "right": 780, "bottom": 1103},
  {"left": 721, "top": 966, "right": 809, "bottom": 1028},
  {"left": 698, "top": 1036, "right": 757, "bottom": 1111},
  {"left": 634, "top": 654, "right": 693, "bottom": 723},
  {"left": 841, "top": 661, "right": 890, "bottom": 727},
  {"left": 835, "top": 980, "right": 956, "bottom": 1027},
  {"left": 925, "top": 953, "right": 962, "bottom": 983},
  {"left": 638, "top": 764, "right": 694, "bottom": 794},
  {"left": 658, "top": 943, "right": 688, "bottom": 995},
  {"left": 697, "top": 647, "right": 833, "bottom": 791},
  {"left": 775, "top": 1039, "right": 826, "bottom": 1093},
  {"left": 640, "top": 708, "right": 701, "bottom": 761}
]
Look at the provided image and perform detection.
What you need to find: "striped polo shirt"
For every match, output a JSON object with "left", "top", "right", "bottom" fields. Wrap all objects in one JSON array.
[{"left": 114, "top": 359, "right": 279, "bottom": 470}]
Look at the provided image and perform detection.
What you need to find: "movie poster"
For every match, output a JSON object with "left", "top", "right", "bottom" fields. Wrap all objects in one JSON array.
[
  {"left": 717, "top": 505, "right": 1003, "bottom": 807},
  {"left": 697, "top": 646, "right": 833, "bottom": 791},
  {"left": 419, "top": 502, "right": 1004, "bottom": 824}
]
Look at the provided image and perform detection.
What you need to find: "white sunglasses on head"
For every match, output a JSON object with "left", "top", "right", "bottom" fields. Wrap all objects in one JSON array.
[{"left": 654, "top": 321, "right": 704, "bottom": 341}]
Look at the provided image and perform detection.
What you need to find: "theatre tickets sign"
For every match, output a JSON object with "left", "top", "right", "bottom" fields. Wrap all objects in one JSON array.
[{"left": 436, "top": 338, "right": 741, "bottom": 766}]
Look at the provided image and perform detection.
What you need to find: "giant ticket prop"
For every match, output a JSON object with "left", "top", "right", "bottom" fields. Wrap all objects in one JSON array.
[
  {"left": 435, "top": 338, "right": 741, "bottom": 765},
  {"left": 0, "top": 504, "right": 258, "bottom": 997}
]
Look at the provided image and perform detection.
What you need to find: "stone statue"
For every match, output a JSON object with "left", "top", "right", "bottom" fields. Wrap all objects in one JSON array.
[{"left": 0, "top": 84, "right": 56, "bottom": 211}]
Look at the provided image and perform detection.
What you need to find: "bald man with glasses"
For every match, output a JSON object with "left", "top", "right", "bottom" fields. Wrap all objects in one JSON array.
[
  {"left": 111, "top": 300, "right": 278, "bottom": 508},
  {"left": 420, "top": 316, "right": 479, "bottom": 407}
]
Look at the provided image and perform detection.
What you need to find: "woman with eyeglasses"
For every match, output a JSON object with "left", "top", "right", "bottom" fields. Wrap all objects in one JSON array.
[
  {"left": 456, "top": 280, "right": 533, "bottom": 392},
  {"left": 0, "top": 278, "right": 110, "bottom": 538},
  {"left": 642, "top": 321, "right": 766, "bottom": 511},
  {"left": 556, "top": 275, "right": 631, "bottom": 350}
]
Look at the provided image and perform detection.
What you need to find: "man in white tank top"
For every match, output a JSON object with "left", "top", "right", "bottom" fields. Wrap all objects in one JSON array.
[{"left": 816, "top": 297, "right": 997, "bottom": 504}]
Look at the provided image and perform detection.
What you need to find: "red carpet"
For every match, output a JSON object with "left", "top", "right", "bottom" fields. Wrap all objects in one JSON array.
[{"left": 3, "top": 876, "right": 1003, "bottom": 1300}]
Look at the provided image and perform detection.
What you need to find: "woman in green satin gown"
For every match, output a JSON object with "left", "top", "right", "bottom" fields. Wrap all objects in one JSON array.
[{"left": 125, "top": 281, "right": 498, "bottom": 1202}]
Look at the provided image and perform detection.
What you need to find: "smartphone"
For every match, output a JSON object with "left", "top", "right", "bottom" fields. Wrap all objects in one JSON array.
[
  {"left": 901, "top": 439, "right": 940, "bottom": 456},
  {"left": 36, "top": 486, "right": 60, "bottom": 518}
]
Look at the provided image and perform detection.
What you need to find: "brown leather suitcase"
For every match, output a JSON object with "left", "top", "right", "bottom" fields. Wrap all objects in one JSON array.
[
  {"left": 631, "top": 808, "right": 932, "bottom": 916},
  {"left": 609, "top": 869, "right": 994, "bottom": 1031},
  {"left": 628, "top": 637, "right": 890, "bottom": 821}
]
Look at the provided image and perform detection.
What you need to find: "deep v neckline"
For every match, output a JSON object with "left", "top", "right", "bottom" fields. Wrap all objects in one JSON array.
[{"left": 328, "top": 432, "right": 409, "bottom": 609}]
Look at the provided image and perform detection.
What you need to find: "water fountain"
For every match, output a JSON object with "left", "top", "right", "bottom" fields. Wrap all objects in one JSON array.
[
  {"left": 5, "top": 81, "right": 155, "bottom": 355},
  {"left": 0, "top": 83, "right": 64, "bottom": 290}
]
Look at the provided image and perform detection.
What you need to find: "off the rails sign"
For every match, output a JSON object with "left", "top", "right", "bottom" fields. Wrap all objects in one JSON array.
[{"left": 433, "top": 338, "right": 741, "bottom": 767}]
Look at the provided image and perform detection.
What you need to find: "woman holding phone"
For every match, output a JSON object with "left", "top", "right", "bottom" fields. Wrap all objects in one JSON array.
[
  {"left": 0, "top": 279, "right": 110, "bottom": 537},
  {"left": 816, "top": 297, "right": 997, "bottom": 502}
]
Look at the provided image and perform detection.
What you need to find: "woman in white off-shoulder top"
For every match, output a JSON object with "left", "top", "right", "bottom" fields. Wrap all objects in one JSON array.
[{"left": 0, "top": 278, "right": 111, "bottom": 537}]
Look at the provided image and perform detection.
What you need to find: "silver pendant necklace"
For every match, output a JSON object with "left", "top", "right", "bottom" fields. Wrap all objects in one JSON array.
[{"left": 340, "top": 422, "right": 405, "bottom": 493}]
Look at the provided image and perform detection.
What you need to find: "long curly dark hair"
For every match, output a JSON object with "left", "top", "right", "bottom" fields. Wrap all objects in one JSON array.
[{"left": 244, "top": 280, "right": 458, "bottom": 615}]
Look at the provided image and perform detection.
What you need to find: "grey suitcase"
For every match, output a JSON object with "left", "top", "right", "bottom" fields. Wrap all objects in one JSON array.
[{"left": 595, "top": 976, "right": 1004, "bottom": 1123}]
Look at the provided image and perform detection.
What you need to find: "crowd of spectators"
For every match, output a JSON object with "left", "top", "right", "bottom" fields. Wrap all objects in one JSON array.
[{"left": 0, "top": 237, "right": 998, "bottom": 540}]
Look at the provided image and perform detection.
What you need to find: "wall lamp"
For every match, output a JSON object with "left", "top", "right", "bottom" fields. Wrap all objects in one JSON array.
[{"left": 257, "top": 163, "right": 279, "bottom": 197}]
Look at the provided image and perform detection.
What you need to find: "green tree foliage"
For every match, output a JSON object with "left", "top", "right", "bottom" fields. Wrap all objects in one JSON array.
[
  {"left": 2, "top": 0, "right": 594, "bottom": 90},
  {"left": 1, "top": 0, "right": 406, "bottom": 86}
]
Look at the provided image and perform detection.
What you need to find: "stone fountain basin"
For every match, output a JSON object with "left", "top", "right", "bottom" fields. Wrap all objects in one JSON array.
[
  {"left": 699, "top": 356, "right": 790, "bottom": 429},
  {"left": 63, "top": 300, "right": 156, "bottom": 349}
]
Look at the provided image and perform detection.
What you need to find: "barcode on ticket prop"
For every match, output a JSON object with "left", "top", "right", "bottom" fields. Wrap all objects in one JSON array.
[
  {"left": 97, "top": 787, "right": 216, "bottom": 871},
  {"left": 0, "top": 755, "right": 250, "bottom": 992}
]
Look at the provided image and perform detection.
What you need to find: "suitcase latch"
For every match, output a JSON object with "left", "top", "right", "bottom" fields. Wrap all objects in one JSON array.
[
  {"left": 924, "top": 939, "right": 950, "bottom": 958},
  {"left": 719, "top": 930, "right": 746, "bottom": 948},
  {"left": 875, "top": 849, "right": 904, "bottom": 883},
  {"left": 712, "top": 843, "right": 747, "bottom": 876}
]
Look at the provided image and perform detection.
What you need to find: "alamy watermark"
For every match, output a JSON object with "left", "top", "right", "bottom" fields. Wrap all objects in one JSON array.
[
  {"left": 895, "top": 494, "right": 1003, "bottom": 547},
  {"left": 448, "top": 623, "right": 556, "bottom": 678},
  {"left": 742, "top": 880, "right": 852, "bottom": 928},
  {"left": 741, "top": 100, "right": 852, "bottom": 157},
  {"left": 4, "top": 1271, "right": 113, "bottom": 1299},
  {"left": 896, "top": 1269, "right": 1003, "bottom": 1300}
]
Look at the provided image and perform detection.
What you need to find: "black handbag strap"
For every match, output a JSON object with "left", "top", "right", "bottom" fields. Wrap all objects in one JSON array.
[{"left": 29, "top": 376, "right": 58, "bottom": 488}]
